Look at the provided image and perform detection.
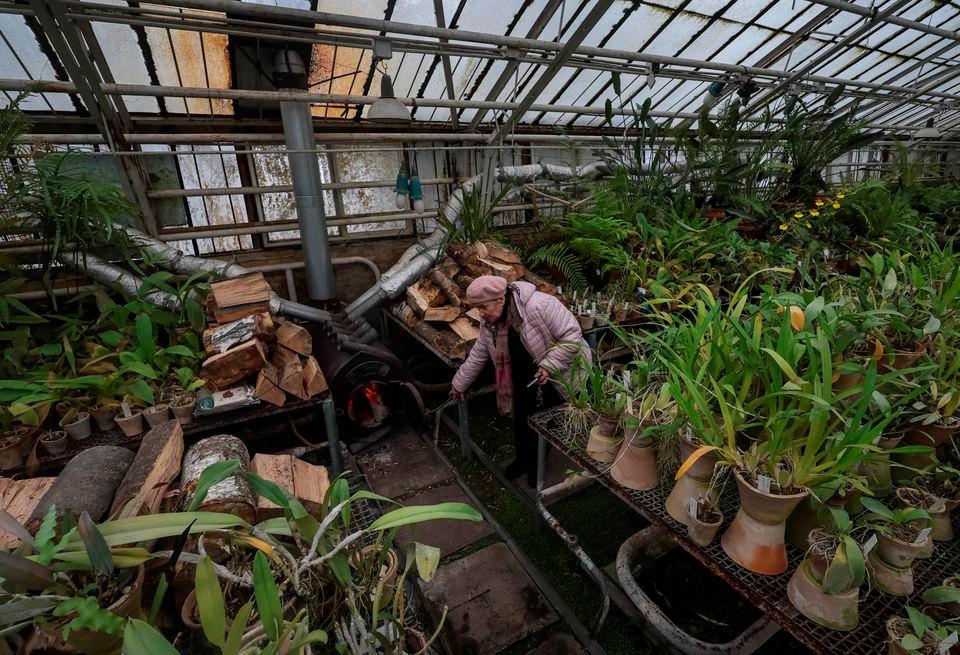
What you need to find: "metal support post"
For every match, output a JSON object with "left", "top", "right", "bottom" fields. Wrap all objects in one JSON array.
[
  {"left": 536, "top": 435, "right": 547, "bottom": 493},
  {"left": 457, "top": 397, "right": 471, "bottom": 461},
  {"left": 321, "top": 396, "right": 342, "bottom": 476}
]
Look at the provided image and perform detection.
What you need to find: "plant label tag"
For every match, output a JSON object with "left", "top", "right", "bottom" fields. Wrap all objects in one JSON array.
[
  {"left": 591, "top": 301, "right": 597, "bottom": 317},
  {"left": 121, "top": 402, "right": 132, "bottom": 418},
  {"left": 626, "top": 397, "right": 633, "bottom": 415},
  {"left": 557, "top": 286, "right": 562, "bottom": 296},
  {"left": 757, "top": 475, "right": 772, "bottom": 494},
  {"left": 940, "top": 632, "right": 958, "bottom": 654},
  {"left": 915, "top": 527, "right": 932, "bottom": 544},
  {"left": 688, "top": 498, "right": 698, "bottom": 518},
  {"left": 863, "top": 534, "right": 878, "bottom": 556}
]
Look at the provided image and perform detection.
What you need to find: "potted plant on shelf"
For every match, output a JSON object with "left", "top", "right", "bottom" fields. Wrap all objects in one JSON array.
[
  {"left": 59, "top": 406, "right": 92, "bottom": 441},
  {"left": 612, "top": 381, "right": 676, "bottom": 491},
  {"left": 894, "top": 486, "right": 947, "bottom": 551},
  {"left": 686, "top": 494, "right": 723, "bottom": 547},
  {"left": 886, "top": 606, "right": 960, "bottom": 655},
  {"left": 39, "top": 429, "right": 69, "bottom": 455},
  {"left": 859, "top": 497, "right": 931, "bottom": 597},
  {"left": 553, "top": 353, "right": 596, "bottom": 438},
  {"left": 923, "top": 574, "right": 960, "bottom": 619},
  {"left": 585, "top": 364, "right": 626, "bottom": 463},
  {"left": 167, "top": 367, "right": 205, "bottom": 426},
  {"left": 786, "top": 509, "right": 866, "bottom": 631}
]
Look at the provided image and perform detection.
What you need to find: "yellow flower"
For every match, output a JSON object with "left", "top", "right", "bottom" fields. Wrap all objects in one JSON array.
[
  {"left": 779, "top": 223, "right": 788, "bottom": 231},
  {"left": 815, "top": 200, "right": 824, "bottom": 207},
  {"left": 837, "top": 193, "right": 845, "bottom": 199},
  {"left": 809, "top": 210, "right": 820, "bottom": 216},
  {"left": 832, "top": 202, "right": 840, "bottom": 209},
  {"left": 805, "top": 221, "right": 812, "bottom": 228}
]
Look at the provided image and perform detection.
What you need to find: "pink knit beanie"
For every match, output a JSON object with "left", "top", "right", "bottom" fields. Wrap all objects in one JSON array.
[{"left": 465, "top": 275, "right": 508, "bottom": 304}]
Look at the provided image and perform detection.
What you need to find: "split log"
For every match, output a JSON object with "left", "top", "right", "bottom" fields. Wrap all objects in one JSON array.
[
  {"left": 479, "top": 257, "right": 520, "bottom": 282},
  {"left": 448, "top": 242, "right": 478, "bottom": 266},
  {"left": 109, "top": 420, "right": 184, "bottom": 518},
  {"left": 462, "top": 262, "right": 489, "bottom": 280},
  {"left": 454, "top": 274, "right": 476, "bottom": 289},
  {"left": 427, "top": 269, "right": 462, "bottom": 307},
  {"left": 473, "top": 241, "right": 489, "bottom": 259},
  {"left": 302, "top": 356, "right": 328, "bottom": 398},
  {"left": 393, "top": 302, "right": 419, "bottom": 329},
  {"left": 28, "top": 446, "right": 135, "bottom": 531},
  {"left": 201, "top": 338, "right": 267, "bottom": 390},
  {"left": 465, "top": 308, "right": 482, "bottom": 323},
  {"left": 255, "top": 368, "right": 286, "bottom": 407},
  {"left": 433, "top": 331, "right": 472, "bottom": 361},
  {"left": 406, "top": 281, "right": 445, "bottom": 316},
  {"left": 437, "top": 257, "right": 461, "bottom": 280},
  {"left": 424, "top": 306, "right": 461, "bottom": 323},
  {"left": 203, "top": 313, "right": 276, "bottom": 355},
  {"left": 271, "top": 344, "right": 301, "bottom": 369},
  {"left": 250, "top": 454, "right": 330, "bottom": 520},
  {"left": 485, "top": 243, "right": 522, "bottom": 265},
  {"left": 180, "top": 435, "right": 257, "bottom": 523},
  {"left": 210, "top": 272, "right": 272, "bottom": 323},
  {"left": 276, "top": 321, "right": 312, "bottom": 356},
  {"left": 0, "top": 477, "right": 56, "bottom": 548},
  {"left": 278, "top": 356, "right": 307, "bottom": 400},
  {"left": 449, "top": 318, "right": 480, "bottom": 342}
]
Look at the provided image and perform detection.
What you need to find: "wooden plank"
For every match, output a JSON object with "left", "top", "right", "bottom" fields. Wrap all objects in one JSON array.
[
  {"left": 200, "top": 338, "right": 267, "bottom": 390},
  {"left": 302, "top": 356, "right": 328, "bottom": 398},
  {"left": 276, "top": 322, "right": 312, "bottom": 357},
  {"left": 449, "top": 317, "right": 480, "bottom": 342},
  {"left": 250, "top": 454, "right": 329, "bottom": 520},
  {"left": 109, "top": 420, "right": 184, "bottom": 518},
  {"left": 0, "top": 477, "right": 56, "bottom": 548},
  {"left": 254, "top": 368, "right": 287, "bottom": 407},
  {"left": 424, "top": 306, "right": 461, "bottom": 322}
]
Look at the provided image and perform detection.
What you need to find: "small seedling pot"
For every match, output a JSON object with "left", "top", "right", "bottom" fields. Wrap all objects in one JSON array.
[
  {"left": 40, "top": 430, "right": 69, "bottom": 455},
  {"left": 665, "top": 432, "right": 719, "bottom": 526},
  {"left": 143, "top": 403, "right": 171, "bottom": 428},
  {"left": 869, "top": 544, "right": 918, "bottom": 597},
  {"left": 610, "top": 435, "right": 657, "bottom": 491},
  {"left": 170, "top": 395, "right": 196, "bottom": 426},
  {"left": 877, "top": 343, "right": 927, "bottom": 374},
  {"left": 787, "top": 559, "right": 859, "bottom": 631},
  {"left": 0, "top": 436, "right": 23, "bottom": 470},
  {"left": 115, "top": 412, "right": 145, "bottom": 437},
  {"left": 721, "top": 470, "right": 809, "bottom": 576},
  {"left": 596, "top": 413, "right": 620, "bottom": 438},
  {"left": 577, "top": 315, "right": 595, "bottom": 331},
  {"left": 586, "top": 426, "right": 621, "bottom": 463},
  {"left": 875, "top": 531, "right": 925, "bottom": 570},
  {"left": 90, "top": 405, "right": 116, "bottom": 432},
  {"left": 60, "top": 411, "right": 92, "bottom": 441},
  {"left": 686, "top": 503, "right": 723, "bottom": 547}
]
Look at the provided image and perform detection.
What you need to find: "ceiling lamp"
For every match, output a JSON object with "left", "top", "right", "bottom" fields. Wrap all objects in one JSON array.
[
  {"left": 369, "top": 74, "right": 411, "bottom": 124},
  {"left": 915, "top": 117, "right": 941, "bottom": 139}
]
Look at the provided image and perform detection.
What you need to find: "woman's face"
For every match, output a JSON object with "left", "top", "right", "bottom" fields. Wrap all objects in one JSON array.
[{"left": 475, "top": 296, "right": 506, "bottom": 323}]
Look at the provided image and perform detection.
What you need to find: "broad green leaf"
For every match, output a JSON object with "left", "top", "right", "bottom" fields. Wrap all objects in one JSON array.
[
  {"left": 126, "top": 379, "right": 155, "bottom": 405},
  {"left": 123, "top": 618, "right": 180, "bottom": 655},
  {"left": 188, "top": 460, "right": 241, "bottom": 512},
  {"left": 882, "top": 268, "right": 897, "bottom": 297},
  {"left": 859, "top": 497, "right": 894, "bottom": 521},
  {"left": 135, "top": 314, "right": 154, "bottom": 359},
  {"left": 223, "top": 601, "right": 254, "bottom": 655},
  {"left": 922, "top": 585, "right": 960, "bottom": 605},
  {"left": 195, "top": 556, "right": 226, "bottom": 647},
  {"left": 148, "top": 572, "right": 168, "bottom": 626},
  {"left": 253, "top": 551, "right": 282, "bottom": 641},
  {"left": 368, "top": 503, "right": 482, "bottom": 531},
  {"left": 900, "top": 634, "right": 923, "bottom": 650},
  {"left": 60, "top": 512, "right": 248, "bottom": 551}
]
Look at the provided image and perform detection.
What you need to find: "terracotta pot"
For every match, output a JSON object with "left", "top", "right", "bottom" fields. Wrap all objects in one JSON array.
[
  {"left": 170, "top": 397, "right": 196, "bottom": 426},
  {"left": 787, "top": 559, "right": 859, "bottom": 631},
  {"left": 13, "top": 425, "right": 32, "bottom": 457},
  {"left": 886, "top": 618, "right": 913, "bottom": 655},
  {"left": 686, "top": 504, "right": 723, "bottom": 547},
  {"left": 877, "top": 343, "right": 926, "bottom": 374},
  {"left": 665, "top": 432, "right": 719, "bottom": 526},
  {"left": 40, "top": 430, "right": 69, "bottom": 456},
  {"left": 577, "top": 315, "right": 595, "bottom": 331},
  {"left": 586, "top": 426, "right": 621, "bottom": 463},
  {"left": 143, "top": 404, "right": 171, "bottom": 428},
  {"left": 895, "top": 488, "right": 948, "bottom": 545},
  {"left": 610, "top": 437, "right": 657, "bottom": 491},
  {"left": 90, "top": 405, "right": 116, "bottom": 432},
  {"left": 701, "top": 208, "right": 727, "bottom": 220},
  {"left": 864, "top": 433, "right": 904, "bottom": 496},
  {"left": 903, "top": 421, "right": 959, "bottom": 449},
  {"left": 869, "top": 548, "right": 917, "bottom": 597},
  {"left": 115, "top": 412, "right": 145, "bottom": 437},
  {"left": 720, "top": 470, "right": 809, "bottom": 575},
  {"left": 875, "top": 531, "right": 925, "bottom": 570},
  {"left": 60, "top": 411, "right": 92, "bottom": 441},
  {"left": 404, "top": 627, "right": 429, "bottom": 652},
  {"left": 180, "top": 590, "right": 202, "bottom": 631},
  {"left": 596, "top": 414, "right": 620, "bottom": 438},
  {"left": 0, "top": 436, "right": 23, "bottom": 470}
]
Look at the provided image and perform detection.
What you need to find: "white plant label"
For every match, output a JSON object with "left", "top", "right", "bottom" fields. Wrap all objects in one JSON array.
[
  {"left": 688, "top": 498, "right": 698, "bottom": 518},
  {"left": 572, "top": 290, "right": 577, "bottom": 303},
  {"left": 626, "top": 397, "right": 634, "bottom": 415},
  {"left": 607, "top": 299, "right": 614, "bottom": 314},
  {"left": 940, "top": 632, "right": 958, "bottom": 654},
  {"left": 863, "top": 534, "right": 878, "bottom": 556},
  {"left": 915, "top": 527, "right": 932, "bottom": 544},
  {"left": 121, "top": 402, "right": 132, "bottom": 418},
  {"left": 557, "top": 286, "right": 562, "bottom": 296},
  {"left": 757, "top": 475, "right": 772, "bottom": 494},
  {"left": 591, "top": 301, "right": 597, "bottom": 317}
]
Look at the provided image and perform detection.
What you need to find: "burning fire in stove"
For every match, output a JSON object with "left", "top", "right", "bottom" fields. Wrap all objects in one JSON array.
[{"left": 347, "top": 382, "right": 391, "bottom": 429}]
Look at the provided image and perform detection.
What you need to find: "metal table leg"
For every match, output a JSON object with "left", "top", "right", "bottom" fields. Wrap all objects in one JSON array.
[
  {"left": 321, "top": 396, "right": 342, "bottom": 476},
  {"left": 457, "top": 397, "right": 471, "bottom": 461},
  {"left": 536, "top": 435, "right": 547, "bottom": 492}
]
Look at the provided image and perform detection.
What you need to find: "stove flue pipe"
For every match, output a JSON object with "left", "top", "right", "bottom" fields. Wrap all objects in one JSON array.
[
  {"left": 343, "top": 161, "right": 611, "bottom": 322},
  {"left": 275, "top": 50, "right": 336, "bottom": 302}
]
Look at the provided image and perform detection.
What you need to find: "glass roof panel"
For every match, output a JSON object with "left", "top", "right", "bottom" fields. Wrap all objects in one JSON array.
[
  {"left": 91, "top": 0, "right": 158, "bottom": 113},
  {"left": 0, "top": 14, "right": 76, "bottom": 111}
]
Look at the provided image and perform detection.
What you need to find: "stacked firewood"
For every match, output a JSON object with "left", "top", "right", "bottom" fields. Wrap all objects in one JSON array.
[
  {"left": 199, "top": 272, "right": 327, "bottom": 406},
  {"left": 390, "top": 241, "right": 560, "bottom": 361}
]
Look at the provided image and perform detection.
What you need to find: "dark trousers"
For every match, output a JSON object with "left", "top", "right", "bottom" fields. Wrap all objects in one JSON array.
[{"left": 512, "top": 381, "right": 562, "bottom": 470}]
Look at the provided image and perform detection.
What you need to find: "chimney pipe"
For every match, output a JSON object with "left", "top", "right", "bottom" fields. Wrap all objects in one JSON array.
[{"left": 273, "top": 49, "right": 336, "bottom": 301}]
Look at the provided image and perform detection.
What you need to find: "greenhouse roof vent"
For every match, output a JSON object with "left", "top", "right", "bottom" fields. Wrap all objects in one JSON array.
[
  {"left": 369, "top": 75, "right": 411, "bottom": 124},
  {"left": 915, "top": 117, "right": 941, "bottom": 139}
]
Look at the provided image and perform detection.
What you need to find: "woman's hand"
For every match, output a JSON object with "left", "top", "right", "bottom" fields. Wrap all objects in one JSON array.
[
  {"left": 449, "top": 386, "right": 465, "bottom": 401},
  {"left": 535, "top": 367, "right": 550, "bottom": 385}
]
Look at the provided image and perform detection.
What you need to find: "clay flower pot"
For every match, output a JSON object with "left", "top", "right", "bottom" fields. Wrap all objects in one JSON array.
[
  {"left": 143, "top": 403, "right": 171, "bottom": 428},
  {"left": 586, "top": 426, "right": 621, "bottom": 463},
  {"left": 720, "top": 470, "right": 809, "bottom": 575},
  {"left": 0, "top": 436, "right": 23, "bottom": 470},
  {"left": 895, "top": 488, "right": 952, "bottom": 542},
  {"left": 863, "top": 433, "right": 904, "bottom": 496},
  {"left": 903, "top": 420, "right": 959, "bottom": 449},
  {"left": 60, "top": 411, "right": 92, "bottom": 441},
  {"left": 115, "top": 412, "right": 145, "bottom": 437},
  {"left": 665, "top": 432, "right": 719, "bottom": 526},
  {"left": 40, "top": 430, "right": 69, "bottom": 455},
  {"left": 686, "top": 502, "right": 723, "bottom": 547},
  {"left": 868, "top": 530, "right": 926, "bottom": 597},
  {"left": 90, "top": 405, "right": 116, "bottom": 432},
  {"left": 596, "top": 413, "right": 620, "bottom": 438},
  {"left": 610, "top": 434, "right": 657, "bottom": 491},
  {"left": 170, "top": 395, "right": 196, "bottom": 426},
  {"left": 877, "top": 342, "right": 926, "bottom": 374},
  {"left": 577, "top": 315, "right": 595, "bottom": 331},
  {"left": 787, "top": 559, "right": 859, "bottom": 631}
]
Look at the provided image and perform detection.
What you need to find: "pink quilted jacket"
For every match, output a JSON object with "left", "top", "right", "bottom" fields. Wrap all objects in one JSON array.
[{"left": 451, "top": 281, "right": 591, "bottom": 398}]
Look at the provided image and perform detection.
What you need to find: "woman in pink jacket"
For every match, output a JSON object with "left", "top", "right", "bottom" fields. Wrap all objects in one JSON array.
[{"left": 450, "top": 275, "right": 590, "bottom": 486}]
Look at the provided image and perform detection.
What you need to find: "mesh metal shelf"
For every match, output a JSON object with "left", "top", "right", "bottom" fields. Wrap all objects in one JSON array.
[{"left": 529, "top": 406, "right": 960, "bottom": 655}]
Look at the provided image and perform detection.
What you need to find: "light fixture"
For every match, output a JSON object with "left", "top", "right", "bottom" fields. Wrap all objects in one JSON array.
[
  {"left": 645, "top": 63, "right": 659, "bottom": 89},
  {"left": 409, "top": 174, "right": 424, "bottom": 214},
  {"left": 701, "top": 80, "right": 726, "bottom": 109},
  {"left": 395, "top": 168, "right": 408, "bottom": 209},
  {"left": 369, "top": 74, "right": 411, "bottom": 124},
  {"left": 915, "top": 117, "right": 941, "bottom": 139}
]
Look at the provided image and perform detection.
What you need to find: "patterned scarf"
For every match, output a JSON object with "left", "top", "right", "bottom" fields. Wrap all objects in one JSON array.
[{"left": 492, "top": 289, "right": 523, "bottom": 416}]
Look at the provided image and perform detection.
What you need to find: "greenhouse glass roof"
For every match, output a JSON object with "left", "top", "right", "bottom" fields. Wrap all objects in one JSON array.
[{"left": 1, "top": 0, "right": 959, "bottom": 136}]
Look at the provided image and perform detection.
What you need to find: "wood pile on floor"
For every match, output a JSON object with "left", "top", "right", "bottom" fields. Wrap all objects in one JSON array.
[
  {"left": 390, "top": 240, "right": 560, "bottom": 362},
  {"left": 200, "top": 272, "right": 327, "bottom": 406}
]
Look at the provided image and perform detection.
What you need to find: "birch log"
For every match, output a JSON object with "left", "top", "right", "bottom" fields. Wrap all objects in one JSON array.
[{"left": 180, "top": 435, "right": 257, "bottom": 523}]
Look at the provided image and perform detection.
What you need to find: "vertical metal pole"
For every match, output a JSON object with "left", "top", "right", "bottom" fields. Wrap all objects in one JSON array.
[
  {"left": 321, "top": 396, "right": 342, "bottom": 476},
  {"left": 536, "top": 436, "right": 547, "bottom": 492},
  {"left": 457, "top": 397, "right": 471, "bottom": 461}
]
